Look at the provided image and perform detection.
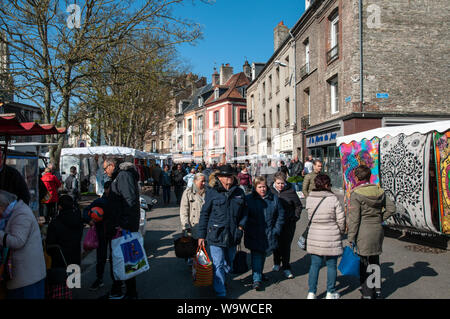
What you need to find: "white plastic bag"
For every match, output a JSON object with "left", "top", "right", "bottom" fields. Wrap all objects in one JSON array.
[
  {"left": 111, "top": 231, "right": 150, "bottom": 281},
  {"left": 196, "top": 248, "right": 209, "bottom": 266}
]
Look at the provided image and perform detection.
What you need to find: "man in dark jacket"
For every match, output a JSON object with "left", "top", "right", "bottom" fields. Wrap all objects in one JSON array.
[
  {"left": 102, "top": 157, "right": 140, "bottom": 299},
  {"left": 197, "top": 164, "right": 247, "bottom": 298},
  {"left": 0, "top": 147, "right": 30, "bottom": 205},
  {"left": 172, "top": 164, "right": 186, "bottom": 205},
  {"left": 151, "top": 164, "right": 162, "bottom": 196},
  {"left": 288, "top": 155, "right": 304, "bottom": 179},
  {"left": 270, "top": 172, "right": 302, "bottom": 279}
]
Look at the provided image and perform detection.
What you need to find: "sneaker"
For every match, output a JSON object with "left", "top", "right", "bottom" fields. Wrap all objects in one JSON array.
[
  {"left": 262, "top": 274, "right": 269, "bottom": 282},
  {"left": 283, "top": 269, "right": 294, "bottom": 279},
  {"left": 89, "top": 279, "right": 105, "bottom": 291},
  {"left": 108, "top": 292, "right": 125, "bottom": 300},
  {"left": 253, "top": 281, "right": 262, "bottom": 291},
  {"left": 326, "top": 292, "right": 340, "bottom": 299},
  {"left": 272, "top": 265, "right": 281, "bottom": 272},
  {"left": 307, "top": 292, "right": 316, "bottom": 299}
]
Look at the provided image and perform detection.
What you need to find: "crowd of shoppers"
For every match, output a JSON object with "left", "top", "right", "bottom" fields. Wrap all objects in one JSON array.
[
  {"left": 0, "top": 147, "right": 397, "bottom": 300},
  {"left": 173, "top": 158, "right": 395, "bottom": 300}
]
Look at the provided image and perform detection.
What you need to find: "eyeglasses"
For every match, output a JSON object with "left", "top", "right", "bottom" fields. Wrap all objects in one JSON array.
[{"left": 103, "top": 164, "right": 112, "bottom": 172}]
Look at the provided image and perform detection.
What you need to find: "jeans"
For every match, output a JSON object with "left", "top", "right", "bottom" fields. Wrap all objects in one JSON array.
[
  {"left": 153, "top": 181, "right": 160, "bottom": 195},
  {"left": 308, "top": 254, "right": 338, "bottom": 294},
  {"left": 174, "top": 185, "right": 184, "bottom": 205},
  {"left": 209, "top": 245, "right": 236, "bottom": 297},
  {"left": 43, "top": 202, "right": 57, "bottom": 222},
  {"left": 7, "top": 278, "right": 45, "bottom": 299},
  {"left": 162, "top": 186, "right": 171, "bottom": 204},
  {"left": 273, "top": 222, "right": 296, "bottom": 270},
  {"left": 251, "top": 250, "right": 266, "bottom": 283}
]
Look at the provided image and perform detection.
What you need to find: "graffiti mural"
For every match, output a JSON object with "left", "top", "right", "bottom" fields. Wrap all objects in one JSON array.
[
  {"left": 380, "top": 133, "right": 434, "bottom": 232},
  {"left": 339, "top": 138, "right": 380, "bottom": 214},
  {"left": 434, "top": 131, "right": 450, "bottom": 234}
]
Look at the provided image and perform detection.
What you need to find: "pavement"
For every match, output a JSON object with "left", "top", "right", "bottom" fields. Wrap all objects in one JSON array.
[{"left": 73, "top": 189, "right": 450, "bottom": 300}]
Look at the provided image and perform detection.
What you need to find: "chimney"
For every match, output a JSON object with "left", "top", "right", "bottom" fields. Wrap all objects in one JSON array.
[
  {"left": 219, "top": 63, "right": 234, "bottom": 85},
  {"left": 196, "top": 76, "right": 207, "bottom": 88},
  {"left": 273, "top": 21, "right": 289, "bottom": 52},
  {"left": 186, "top": 73, "right": 195, "bottom": 96},
  {"left": 243, "top": 61, "right": 251, "bottom": 79},
  {"left": 212, "top": 68, "right": 220, "bottom": 86}
]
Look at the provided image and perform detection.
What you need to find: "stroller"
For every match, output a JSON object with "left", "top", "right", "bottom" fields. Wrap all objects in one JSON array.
[{"left": 45, "top": 244, "right": 73, "bottom": 299}]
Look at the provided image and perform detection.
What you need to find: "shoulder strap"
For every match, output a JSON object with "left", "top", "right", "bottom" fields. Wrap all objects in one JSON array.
[{"left": 306, "top": 197, "right": 326, "bottom": 229}]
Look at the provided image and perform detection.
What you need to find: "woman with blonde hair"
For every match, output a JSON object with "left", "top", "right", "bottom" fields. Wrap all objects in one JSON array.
[{"left": 305, "top": 174, "right": 345, "bottom": 299}]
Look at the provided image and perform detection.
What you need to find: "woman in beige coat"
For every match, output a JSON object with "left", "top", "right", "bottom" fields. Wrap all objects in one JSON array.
[
  {"left": 0, "top": 190, "right": 46, "bottom": 299},
  {"left": 180, "top": 173, "right": 207, "bottom": 264},
  {"left": 305, "top": 174, "right": 345, "bottom": 299}
]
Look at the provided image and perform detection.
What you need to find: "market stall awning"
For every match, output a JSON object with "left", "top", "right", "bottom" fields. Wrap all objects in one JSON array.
[
  {"left": 336, "top": 120, "right": 450, "bottom": 145},
  {"left": 0, "top": 113, "right": 66, "bottom": 136},
  {"left": 59, "top": 146, "right": 154, "bottom": 159}
]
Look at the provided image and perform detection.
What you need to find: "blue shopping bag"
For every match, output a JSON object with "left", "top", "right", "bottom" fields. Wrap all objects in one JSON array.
[{"left": 338, "top": 246, "right": 360, "bottom": 277}]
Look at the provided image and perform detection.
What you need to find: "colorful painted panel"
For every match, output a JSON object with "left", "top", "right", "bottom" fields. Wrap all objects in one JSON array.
[
  {"left": 380, "top": 133, "right": 434, "bottom": 232},
  {"left": 434, "top": 131, "right": 450, "bottom": 234},
  {"left": 339, "top": 138, "right": 380, "bottom": 214}
]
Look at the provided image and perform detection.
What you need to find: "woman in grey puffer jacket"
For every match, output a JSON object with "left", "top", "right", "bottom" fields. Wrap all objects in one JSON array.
[{"left": 305, "top": 174, "right": 345, "bottom": 300}]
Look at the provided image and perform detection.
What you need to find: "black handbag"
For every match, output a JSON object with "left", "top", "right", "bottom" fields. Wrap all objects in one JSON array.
[
  {"left": 174, "top": 235, "right": 197, "bottom": 259},
  {"left": 298, "top": 197, "right": 326, "bottom": 251},
  {"left": 232, "top": 245, "right": 248, "bottom": 274}
]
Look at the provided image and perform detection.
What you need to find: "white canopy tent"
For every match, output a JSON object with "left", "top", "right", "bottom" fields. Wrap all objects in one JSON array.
[
  {"left": 336, "top": 120, "right": 450, "bottom": 145},
  {"left": 59, "top": 146, "right": 155, "bottom": 159}
]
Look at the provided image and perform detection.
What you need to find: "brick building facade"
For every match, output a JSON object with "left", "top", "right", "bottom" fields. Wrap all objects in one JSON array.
[{"left": 291, "top": 0, "right": 450, "bottom": 188}]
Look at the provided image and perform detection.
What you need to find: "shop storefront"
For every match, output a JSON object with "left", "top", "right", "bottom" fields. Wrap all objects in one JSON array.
[{"left": 306, "top": 127, "right": 343, "bottom": 189}]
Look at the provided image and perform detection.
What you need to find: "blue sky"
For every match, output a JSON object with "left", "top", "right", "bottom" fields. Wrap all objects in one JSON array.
[{"left": 172, "top": 0, "right": 306, "bottom": 80}]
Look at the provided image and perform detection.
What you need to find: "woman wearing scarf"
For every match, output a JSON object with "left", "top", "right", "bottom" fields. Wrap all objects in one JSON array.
[
  {"left": 0, "top": 190, "right": 46, "bottom": 299},
  {"left": 348, "top": 165, "right": 396, "bottom": 299},
  {"left": 180, "top": 173, "right": 207, "bottom": 264}
]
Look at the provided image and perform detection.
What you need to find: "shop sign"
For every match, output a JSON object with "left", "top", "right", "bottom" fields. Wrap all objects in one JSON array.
[
  {"left": 376, "top": 93, "right": 389, "bottom": 99},
  {"left": 307, "top": 130, "right": 340, "bottom": 147}
]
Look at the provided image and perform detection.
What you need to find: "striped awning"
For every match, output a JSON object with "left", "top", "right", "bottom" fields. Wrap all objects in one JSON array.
[{"left": 0, "top": 113, "right": 66, "bottom": 137}]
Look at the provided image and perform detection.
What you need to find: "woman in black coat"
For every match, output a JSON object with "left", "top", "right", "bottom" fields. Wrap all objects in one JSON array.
[
  {"left": 244, "top": 176, "right": 285, "bottom": 291},
  {"left": 46, "top": 195, "right": 84, "bottom": 268},
  {"left": 270, "top": 171, "right": 303, "bottom": 279}
]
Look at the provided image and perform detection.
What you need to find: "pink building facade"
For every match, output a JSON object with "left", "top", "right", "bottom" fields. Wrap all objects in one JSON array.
[{"left": 204, "top": 64, "right": 251, "bottom": 163}]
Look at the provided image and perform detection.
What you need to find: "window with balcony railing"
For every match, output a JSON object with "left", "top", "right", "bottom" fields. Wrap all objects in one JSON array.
[
  {"left": 284, "top": 75, "right": 290, "bottom": 86},
  {"left": 301, "top": 115, "right": 310, "bottom": 130},
  {"left": 300, "top": 62, "right": 310, "bottom": 79},
  {"left": 327, "top": 44, "right": 339, "bottom": 63}
]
